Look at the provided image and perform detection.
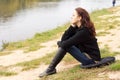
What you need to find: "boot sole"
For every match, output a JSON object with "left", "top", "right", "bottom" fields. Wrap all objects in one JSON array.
[{"left": 80, "top": 57, "right": 115, "bottom": 69}]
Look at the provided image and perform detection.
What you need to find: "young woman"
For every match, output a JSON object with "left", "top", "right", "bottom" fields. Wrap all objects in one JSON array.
[{"left": 39, "top": 7, "right": 101, "bottom": 77}]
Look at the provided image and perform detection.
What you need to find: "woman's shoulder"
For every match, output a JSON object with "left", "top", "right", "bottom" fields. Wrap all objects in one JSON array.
[
  {"left": 77, "top": 27, "right": 93, "bottom": 37},
  {"left": 77, "top": 26, "right": 89, "bottom": 32}
]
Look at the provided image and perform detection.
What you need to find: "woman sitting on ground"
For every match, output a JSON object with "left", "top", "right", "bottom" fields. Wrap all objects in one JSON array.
[{"left": 39, "top": 7, "right": 101, "bottom": 77}]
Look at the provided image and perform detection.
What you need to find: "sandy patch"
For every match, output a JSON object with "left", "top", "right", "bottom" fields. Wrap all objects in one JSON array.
[
  {"left": 108, "top": 71, "right": 120, "bottom": 80},
  {"left": 0, "top": 39, "right": 59, "bottom": 66},
  {"left": 0, "top": 64, "right": 47, "bottom": 80},
  {"left": 97, "top": 28, "right": 120, "bottom": 52},
  {"left": 0, "top": 62, "right": 79, "bottom": 80}
]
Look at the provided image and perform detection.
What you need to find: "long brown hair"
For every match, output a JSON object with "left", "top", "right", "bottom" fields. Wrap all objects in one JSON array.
[{"left": 75, "top": 7, "right": 96, "bottom": 37}]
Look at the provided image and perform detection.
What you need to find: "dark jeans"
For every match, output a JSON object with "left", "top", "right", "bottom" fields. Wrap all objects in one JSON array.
[
  {"left": 67, "top": 46, "right": 95, "bottom": 65},
  {"left": 48, "top": 46, "right": 95, "bottom": 70}
]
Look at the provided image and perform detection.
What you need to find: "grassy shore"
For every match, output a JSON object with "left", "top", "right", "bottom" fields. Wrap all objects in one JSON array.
[
  {"left": 0, "top": 23, "right": 68, "bottom": 52},
  {"left": 0, "top": 7, "right": 116, "bottom": 52},
  {"left": 0, "top": 6, "right": 120, "bottom": 79},
  {"left": 0, "top": 6, "right": 117, "bottom": 52}
]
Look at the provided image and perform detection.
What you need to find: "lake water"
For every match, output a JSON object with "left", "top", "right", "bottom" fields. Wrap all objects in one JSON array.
[{"left": 0, "top": 0, "right": 120, "bottom": 48}]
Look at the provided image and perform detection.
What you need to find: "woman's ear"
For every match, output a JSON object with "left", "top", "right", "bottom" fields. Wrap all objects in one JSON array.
[
  {"left": 78, "top": 16, "right": 81, "bottom": 21},
  {"left": 79, "top": 16, "right": 82, "bottom": 21}
]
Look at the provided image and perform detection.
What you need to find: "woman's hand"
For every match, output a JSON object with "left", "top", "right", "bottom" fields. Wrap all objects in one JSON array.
[{"left": 57, "top": 41, "right": 61, "bottom": 47}]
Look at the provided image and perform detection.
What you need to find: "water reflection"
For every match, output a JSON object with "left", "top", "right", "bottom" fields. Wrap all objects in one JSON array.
[{"left": 0, "top": 0, "right": 61, "bottom": 22}]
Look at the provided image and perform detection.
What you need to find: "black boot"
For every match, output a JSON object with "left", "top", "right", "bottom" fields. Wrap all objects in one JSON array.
[{"left": 39, "top": 47, "right": 66, "bottom": 78}]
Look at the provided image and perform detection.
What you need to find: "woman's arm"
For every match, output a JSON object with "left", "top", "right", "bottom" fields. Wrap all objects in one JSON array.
[
  {"left": 60, "top": 28, "right": 89, "bottom": 49},
  {"left": 61, "top": 25, "right": 77, "bottom": 41}
]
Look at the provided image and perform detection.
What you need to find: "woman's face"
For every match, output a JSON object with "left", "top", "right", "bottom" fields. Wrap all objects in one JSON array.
[{"left": 71, "top": 10, "right": 81, "bottom": 25}]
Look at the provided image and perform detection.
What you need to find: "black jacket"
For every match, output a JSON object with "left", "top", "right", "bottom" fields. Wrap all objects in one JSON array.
[{"left": 59, "top": 25, "right": 101, "bottom": 61}]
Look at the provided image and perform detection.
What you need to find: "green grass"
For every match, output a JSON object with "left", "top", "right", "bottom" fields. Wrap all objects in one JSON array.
[
  {"left": 100, "top": 47, "right": 119, "bottom": 58},
  {"left": 97, "top": 31, "right": 111, "bottom": 36},
  {"left": 15, "top": 51, "right": 55, "bottom": 71},
  {"left": 40, "top": 65, "right": 109, "bottom": 80},
  {"left": 0, "top": 71, "right": 17, "bottom": 76},
  {"left": 0, "top": 51, "right": 12, "bottom": 56},
  {"left": 0, "top": 41, "right": 9, "bottom": 51},
  {"left": 109, "top": 60, "right": 120, "bottom": 71},
  {"left": 90, "top": 8, "right": 120, "bottom": 31},
  {"left": 1, "top": 23, "right": 68, "bottom": 52},
  {"left": 0, "top": 66, "right": 17, "bottom": 76},
  {"left": 62, "top": 53, "right": 77, "bottom": 64},
  {"left": 90, "top": 9, "right": 112, "bottom": 30}
]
